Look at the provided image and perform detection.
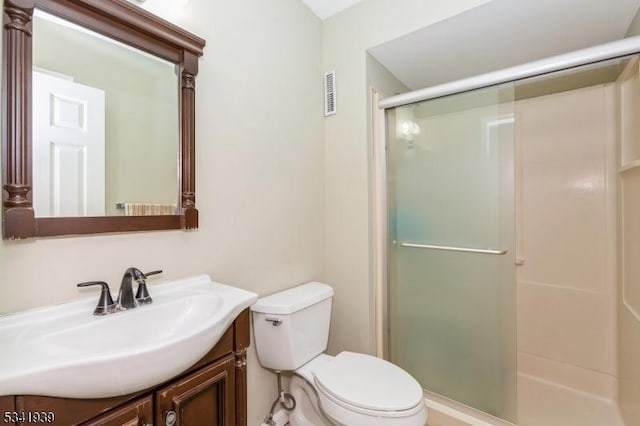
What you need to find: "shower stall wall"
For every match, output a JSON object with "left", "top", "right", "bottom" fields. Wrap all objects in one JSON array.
[
  {"left": 513, "top": 82, "right": 619, "bottom": 426},
  {"left": 381, "top": 38, "right": 640, "bottom": 426}
]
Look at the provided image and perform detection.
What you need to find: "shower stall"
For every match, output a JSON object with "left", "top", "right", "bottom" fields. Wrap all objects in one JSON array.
[{"left": 380, "top": 39, "right": 640, "bottom": 426}]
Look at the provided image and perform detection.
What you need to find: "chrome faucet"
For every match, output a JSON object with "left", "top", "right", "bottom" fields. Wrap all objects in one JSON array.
[
  {"left": 77, "top": 281, "right": 116, "bottom": 315},
  {"left": 116, "top": 267, "right": 162, "bottom": 310},
  {"left": 77, "top": 268, "right": 163, "bottom": 315},
  {"left": 116, "top": 267, "right": 140, "bottom": 310}
]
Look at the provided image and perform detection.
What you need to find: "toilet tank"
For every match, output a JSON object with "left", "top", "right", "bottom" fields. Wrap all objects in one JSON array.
[{"left": 251, "top": 282, "right": 333, "bottom": 371}]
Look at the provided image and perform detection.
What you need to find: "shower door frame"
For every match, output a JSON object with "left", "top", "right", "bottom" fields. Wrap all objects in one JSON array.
[{"left": 372, "top": 33, "right": 640, "bottom": 410}]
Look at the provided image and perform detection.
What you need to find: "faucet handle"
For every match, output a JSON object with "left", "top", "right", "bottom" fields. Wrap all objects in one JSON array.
[
  {"left": 77, "top": 281, "right": 115, "bottom": 316},
  {"left": 135, "top": 269, "right": 162, "bottom": 305}
]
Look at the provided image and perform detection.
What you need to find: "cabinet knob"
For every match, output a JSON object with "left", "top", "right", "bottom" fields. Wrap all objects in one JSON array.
[{"left": 165, "top": 411, "right": 177, "bottom": 426}]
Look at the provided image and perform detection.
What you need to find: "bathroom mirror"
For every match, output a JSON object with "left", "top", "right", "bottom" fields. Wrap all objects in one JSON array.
[
  {"left": 32, "top": 10, "right": 179, "bottom": 218},
  {"left": 2, "top": 0, "right": 206, "bottom": 238}
]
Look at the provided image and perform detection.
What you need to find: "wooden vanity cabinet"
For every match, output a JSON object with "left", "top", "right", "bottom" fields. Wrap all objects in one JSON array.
[
  {"left": 5, "top": 309, "right": 250, "bottom": 426},
  {"left": 156, "top": 354, "right": 236, "bottom": 426},
  {"left": 81, "top": 396, "right": 152, "bottom": 426}
]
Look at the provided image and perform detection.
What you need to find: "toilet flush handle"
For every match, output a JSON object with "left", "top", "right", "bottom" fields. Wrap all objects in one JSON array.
[{"left": 265, "top": 317, "right": 282, "bottom": 326}]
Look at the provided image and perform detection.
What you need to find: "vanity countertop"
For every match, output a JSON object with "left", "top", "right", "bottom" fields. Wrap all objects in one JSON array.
[{"left": 0, "top": 275, "right": 257, "bottom": 398}]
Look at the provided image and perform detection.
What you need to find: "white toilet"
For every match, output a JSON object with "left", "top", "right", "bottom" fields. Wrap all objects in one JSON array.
[{"left": 251, "top": 282, "right": 427, "bottom": 426}]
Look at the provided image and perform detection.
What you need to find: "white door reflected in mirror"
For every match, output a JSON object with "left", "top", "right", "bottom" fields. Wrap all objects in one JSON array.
[{"left": 32, "top": 70, "right": 106, "bottom": 217}]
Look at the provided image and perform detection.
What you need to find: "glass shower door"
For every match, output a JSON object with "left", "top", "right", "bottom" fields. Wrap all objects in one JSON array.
[{"left": 386, "top": 84, "right": 517, "bottom": 422}]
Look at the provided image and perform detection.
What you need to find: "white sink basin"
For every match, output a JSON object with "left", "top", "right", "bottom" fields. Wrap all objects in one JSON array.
[{"left": 0, "top": 275, "right": 258, "bottom": 398}]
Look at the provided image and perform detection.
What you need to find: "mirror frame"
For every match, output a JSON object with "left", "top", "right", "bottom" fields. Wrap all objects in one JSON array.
[{"left": 2, "top": 0, "right": 205, "bottom": 239}]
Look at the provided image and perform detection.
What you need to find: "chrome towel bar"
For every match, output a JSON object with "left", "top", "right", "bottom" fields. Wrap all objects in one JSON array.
[{"left": 401, "top": 242, "right": 507, "bottom": 255}]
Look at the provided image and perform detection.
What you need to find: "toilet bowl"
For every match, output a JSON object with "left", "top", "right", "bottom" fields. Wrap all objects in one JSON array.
[
  {"left": 251, "top": 282, "right": 427, "bottom": 426},
  {"left": 292, "top": 353, "right": 426, "bottom": 426}
]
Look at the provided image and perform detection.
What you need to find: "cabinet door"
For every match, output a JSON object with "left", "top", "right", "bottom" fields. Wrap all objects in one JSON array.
[
  {"left": 156, "top": 355, "right": 236, "bottom": 426},
  {"left": 80, "top": 396, "right": 152, "bottom": 426},
  {"left": 0, "top": 396, "right": 15, "bottom": 425}
]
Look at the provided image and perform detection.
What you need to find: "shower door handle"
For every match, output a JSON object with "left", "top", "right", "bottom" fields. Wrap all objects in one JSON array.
[{"left": 401, "top": 242, "right": 507, "bottom": 255}]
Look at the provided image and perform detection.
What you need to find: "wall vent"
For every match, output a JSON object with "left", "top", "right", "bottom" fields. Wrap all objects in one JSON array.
[{"left": 324, "top": 70, "right": 336, "bottom": 116}]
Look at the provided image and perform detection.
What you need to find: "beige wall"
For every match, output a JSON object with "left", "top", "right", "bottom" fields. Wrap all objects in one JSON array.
[
  {"left": 0, "top": 0, "right": 324, "bottom": 423},
  {"left": 626, "top": 6, "right": 640, "bottom": 37},
  {"left": 322, "top": 0, "right": 493, "bottom": 356},
  {"left": 366, "top": 53, "right": 409, "bottom": 100},
  {"left": 515, "top": 85, "right": 619, "bottom": 405}
]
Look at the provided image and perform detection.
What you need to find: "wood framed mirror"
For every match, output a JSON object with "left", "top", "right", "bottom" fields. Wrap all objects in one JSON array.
[{"left": 2, "top": 0, "right": 205, "bottom": 239}]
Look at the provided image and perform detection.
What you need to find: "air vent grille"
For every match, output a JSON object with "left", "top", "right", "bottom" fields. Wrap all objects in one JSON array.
[{"left": 324, "top": 70, "right": 336, "bottom": 116}]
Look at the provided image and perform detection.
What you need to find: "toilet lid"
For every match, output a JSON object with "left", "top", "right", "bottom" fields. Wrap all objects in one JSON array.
[{"left": 313, "top": 351, "right": 423, "bottom": 412}]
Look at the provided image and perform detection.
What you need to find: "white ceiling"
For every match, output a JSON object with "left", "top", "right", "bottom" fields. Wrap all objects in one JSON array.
[
  {"left": 369, "top": 0, "right": 640, "bottom": 90},
  {"left": 300, "top": 0, "right": 367, "bottom": 19}
]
